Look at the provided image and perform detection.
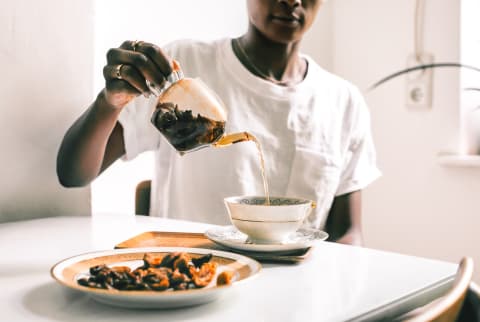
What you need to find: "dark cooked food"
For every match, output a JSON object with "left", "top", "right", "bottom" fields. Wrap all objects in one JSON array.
[
  {"left": 76, "top": 252, "right": 234, "bottom": 291},
  {"left": 151, "top": 103, "right": 226, "bottom": 152}
]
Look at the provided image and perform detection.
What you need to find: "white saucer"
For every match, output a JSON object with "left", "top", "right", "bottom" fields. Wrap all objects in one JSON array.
[{"left": 205, "top": 226, "right": 328, "bottom": 253}]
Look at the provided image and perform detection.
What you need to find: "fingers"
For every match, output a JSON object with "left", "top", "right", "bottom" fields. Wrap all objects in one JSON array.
[
  {"left": 106, "top": 48, "right": 166, "bottom": 89},
  {"left": 121, "top": 40, "right": 173, "bottom": 77},
  {"left": 138, "top": 43, "right": 174, "bottom": 77},
  {"left": 103, "top": 64, "right": 149, "bottom": 94},
  {"left": 103, "top": 40, "right": 175, "bottom": 99}
]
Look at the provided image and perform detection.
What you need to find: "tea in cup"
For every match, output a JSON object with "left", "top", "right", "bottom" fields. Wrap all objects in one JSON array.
[{"left": 224, "top": 196, "right": 315, "bottom": 244}]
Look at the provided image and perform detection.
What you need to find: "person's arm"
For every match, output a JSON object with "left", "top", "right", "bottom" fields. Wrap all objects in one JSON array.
[
  {"left": 56, "top": 90, "right": 126, "bottom": 187},
  {"left": 324, "top": 190, "right": 363, "bottom": 246},
  {"left": 56, "top": 40, "right": 173, "bottom": 187}
]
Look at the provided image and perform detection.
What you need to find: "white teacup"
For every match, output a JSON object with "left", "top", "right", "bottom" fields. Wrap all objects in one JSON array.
[{"left": 224, "top": 196, "right": 315, "bottom": 244}]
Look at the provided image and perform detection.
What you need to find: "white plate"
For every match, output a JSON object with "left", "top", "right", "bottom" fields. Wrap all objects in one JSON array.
[
  {"left": 205, "top": 226, "right": 328, "bottom": 253},
  {"left": 51, "top": 247, "right": 261, "bottom": 309}
]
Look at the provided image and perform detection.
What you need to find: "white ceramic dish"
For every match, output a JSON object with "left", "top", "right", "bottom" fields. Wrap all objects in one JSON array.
[
  {"left": 205, "top": 226, "right": 328, "bottom": 253},
  {"left": 51, "top": 247, "right": 261, "bottom": 309}
]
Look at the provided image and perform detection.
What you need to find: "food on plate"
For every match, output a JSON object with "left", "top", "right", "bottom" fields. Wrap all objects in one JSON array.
[
  {"left": 76, "top": 252, "right": 234, "bottom": 291},
  {"left": 216, "top": 270, "right": 235, "bottom": 286},
  {"left": 190, "top": 262, "right": 217, "bottom": 287}
]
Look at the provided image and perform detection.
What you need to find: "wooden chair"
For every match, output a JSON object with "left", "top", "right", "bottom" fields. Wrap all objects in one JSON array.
[
  {"left": 399, "top": 257, "right": 474, "bottom": 322},
  {"left": 135, "top": 180, "right": 151, "bottom": 216}
]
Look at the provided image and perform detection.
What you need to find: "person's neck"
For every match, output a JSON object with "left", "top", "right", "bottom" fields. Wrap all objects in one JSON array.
[{"left": 234, "top": 28, "right": 307, "bottom": 86}]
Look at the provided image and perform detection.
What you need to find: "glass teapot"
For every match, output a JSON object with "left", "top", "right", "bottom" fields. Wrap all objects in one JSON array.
[{"left": 150, "top": 60, "right": 252, "bottom": 154}]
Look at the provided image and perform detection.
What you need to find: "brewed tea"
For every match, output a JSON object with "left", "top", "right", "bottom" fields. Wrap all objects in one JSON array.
[{"left": 214, "top": 132, "right": 270, "bottom": 206}]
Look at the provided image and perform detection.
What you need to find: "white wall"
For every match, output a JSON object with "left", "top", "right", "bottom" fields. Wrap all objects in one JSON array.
[
  {"left": 460, "top": 0, "right": 480, "bottom": 154},
  {"left": 0, "top": 0, "right": 92, "bottom": 222},
  {"left": 321, "top": 0, "right": 480, "bottom": 282}
]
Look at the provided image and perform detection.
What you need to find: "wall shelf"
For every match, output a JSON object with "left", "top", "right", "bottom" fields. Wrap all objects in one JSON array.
[{"left": 437, "top": 154, "right": 480, "bottom": 167}]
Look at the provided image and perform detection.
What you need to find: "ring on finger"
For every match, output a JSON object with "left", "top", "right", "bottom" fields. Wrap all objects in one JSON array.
[{"left": 115, "top": 64, "right": 124, "bottom": 79}]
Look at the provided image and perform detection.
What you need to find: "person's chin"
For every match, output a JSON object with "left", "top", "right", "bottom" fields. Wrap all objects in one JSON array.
[
  {"left": 268, "top": 31, "right": 303, "bottom": 45},
  {"left": 265, "top": 23, "right": 304, "bottom": 43}
]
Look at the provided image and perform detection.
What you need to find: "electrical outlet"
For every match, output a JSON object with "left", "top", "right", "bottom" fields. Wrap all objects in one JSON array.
[{"left": 406, "top": 53, "right": 434, "bottom": 109}]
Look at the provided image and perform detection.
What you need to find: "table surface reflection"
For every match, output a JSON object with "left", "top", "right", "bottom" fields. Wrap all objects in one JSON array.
[{"left": 0, "top": 214, "right": 457, "bottom": 322}]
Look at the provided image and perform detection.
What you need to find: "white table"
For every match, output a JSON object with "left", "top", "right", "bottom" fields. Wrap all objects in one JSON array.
[{"left": 0, "top": 215, "right": 457, "bottom": 322}]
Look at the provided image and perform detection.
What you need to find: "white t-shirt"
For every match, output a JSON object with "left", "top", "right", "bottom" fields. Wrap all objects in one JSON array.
[{"left": 118, "top": 38, "right": 381, "bottom": 229}]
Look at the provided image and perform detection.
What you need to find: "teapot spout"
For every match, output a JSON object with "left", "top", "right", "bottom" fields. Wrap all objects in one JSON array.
[{"left": 213, "top": 132, "right": 255, "bottom": 147}]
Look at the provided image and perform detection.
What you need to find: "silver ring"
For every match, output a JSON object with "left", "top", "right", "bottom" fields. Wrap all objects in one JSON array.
[{"left": 115, "top": 64, "right": 124, "bottom": 79}]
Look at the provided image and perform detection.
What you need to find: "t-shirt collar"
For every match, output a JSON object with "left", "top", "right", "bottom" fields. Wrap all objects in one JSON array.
[{"left": 217, "top": 38, "right": 315, "bottom": 100}]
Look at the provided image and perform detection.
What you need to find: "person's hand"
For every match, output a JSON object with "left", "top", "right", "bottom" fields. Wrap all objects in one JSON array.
[{"left": 101, "top": 40, "right": 173, "bottom": 109}]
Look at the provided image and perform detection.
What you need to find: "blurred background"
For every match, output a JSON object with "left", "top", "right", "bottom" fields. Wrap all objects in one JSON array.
[{"left": 1, "top": 0, "right": 479, "bottom": 282}]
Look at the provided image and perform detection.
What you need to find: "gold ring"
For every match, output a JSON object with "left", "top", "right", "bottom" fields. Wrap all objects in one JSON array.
[
  {"left": 115, "top": 64, "right": 124, "bottom": 79},
  {"left": 132, "top": 40, "right": 141, "bottom": 52}
]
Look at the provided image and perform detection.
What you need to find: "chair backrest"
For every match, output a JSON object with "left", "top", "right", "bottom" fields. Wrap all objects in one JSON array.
[
  {"left": 404, "top": 257, "right": 474, "bottom": 322},
  {"left": 135, "top": 180, "right": 151, "bottom": 216}
]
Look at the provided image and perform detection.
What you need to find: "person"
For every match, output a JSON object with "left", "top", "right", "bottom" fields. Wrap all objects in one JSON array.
[{"left": 56, "top": 0, "right": 380, "bottom": 245}]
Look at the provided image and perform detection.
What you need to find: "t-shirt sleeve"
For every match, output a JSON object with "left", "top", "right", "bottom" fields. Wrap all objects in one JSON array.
[
  {"left": 335, "top": 87, "right": 381, "bottom": 196},
  {"left": 117, "top": 95, "right": 161, "bottom": 161}
]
